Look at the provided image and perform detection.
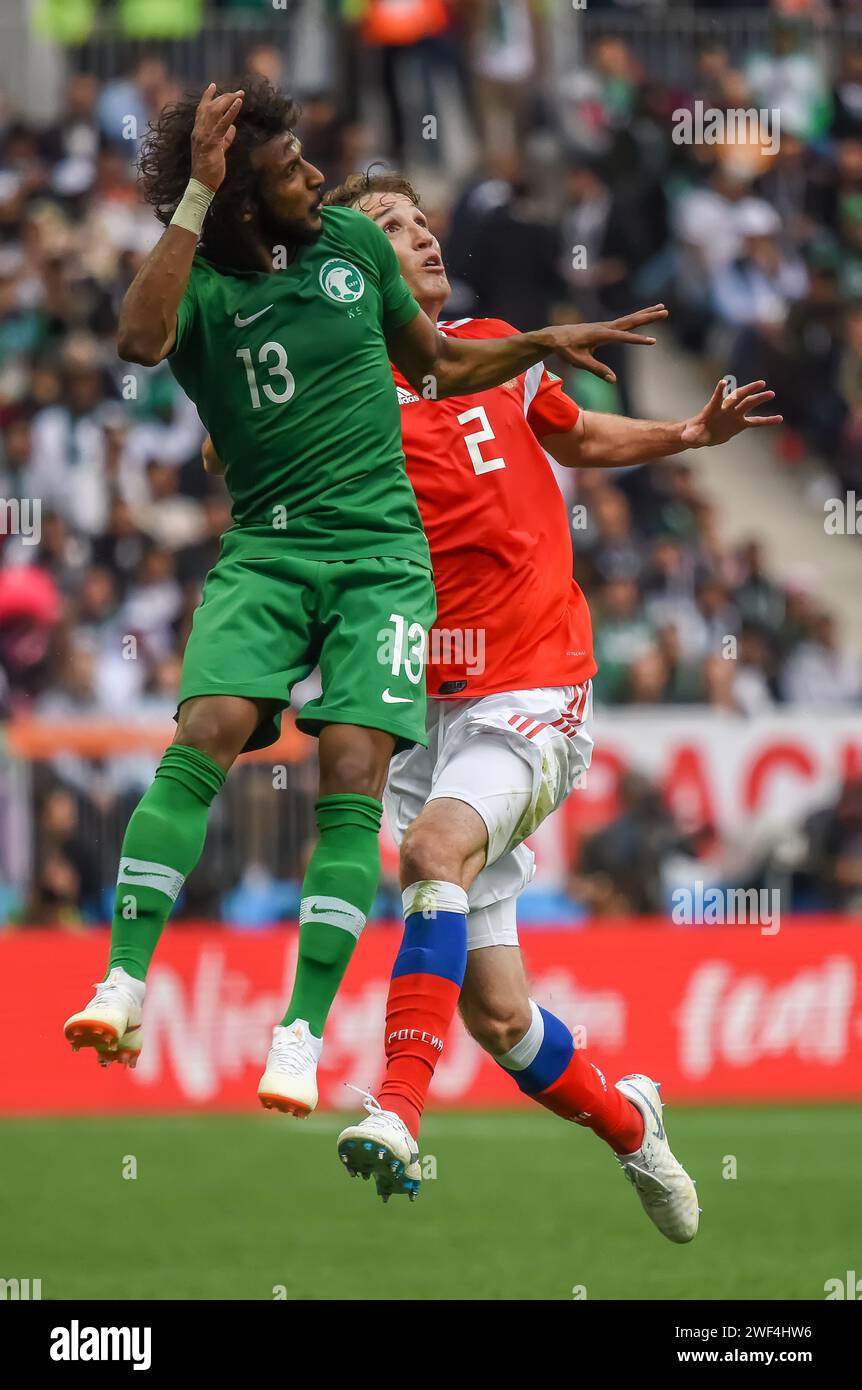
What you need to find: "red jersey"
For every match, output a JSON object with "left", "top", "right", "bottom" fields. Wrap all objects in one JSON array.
[{"left": 393, "top": 317, "right": 597, "bottom": 698}]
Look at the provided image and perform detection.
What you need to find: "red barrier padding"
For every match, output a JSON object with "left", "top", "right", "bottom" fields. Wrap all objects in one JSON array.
[{"left": 2, "top": 920, "right": 860, "bottom": 1113}]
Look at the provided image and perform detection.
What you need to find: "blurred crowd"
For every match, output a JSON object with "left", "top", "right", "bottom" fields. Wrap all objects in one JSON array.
[
  {"left": 569, "top": 770, "right": 862, "bottom": 920},
  {"left": 2, "top": 0, "right": 862, "bottom": 923}
]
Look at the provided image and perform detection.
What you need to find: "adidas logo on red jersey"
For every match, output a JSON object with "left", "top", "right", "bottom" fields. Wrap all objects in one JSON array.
[{"left": 396, "top": 385, "right": 421, "bottom": 405}]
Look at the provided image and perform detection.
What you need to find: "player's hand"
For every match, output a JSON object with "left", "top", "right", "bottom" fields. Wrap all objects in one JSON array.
[
  {"left": 201, "top": 434, "right": 225, "bottom": 475},
  {"left": 190, "top": 83, "right": 244, "bottom": 193},
  {"left": 681, "top": 379, "right": 783, "bottom": 448},
  {"left": 537, "top": 305, "right": 669, "bottom": 383}
]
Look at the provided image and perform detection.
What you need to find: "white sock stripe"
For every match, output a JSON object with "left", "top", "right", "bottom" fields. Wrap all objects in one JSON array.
[
  {"left": 495, "top": 998, "right": 545, "bottom": 1071},
  {"left": 117, "top": 858, "right": 185, "bottom": 903},
  {"left": 299, "top": 895, "right": 366, "bottom": 939},
  {"left": 402, "top": 880, "right": 470, "bottom": 919}
]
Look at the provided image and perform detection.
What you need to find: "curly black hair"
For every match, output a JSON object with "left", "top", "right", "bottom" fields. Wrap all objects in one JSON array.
[{"left": 138, "top": 76, "right": 300, "bottom": 267}]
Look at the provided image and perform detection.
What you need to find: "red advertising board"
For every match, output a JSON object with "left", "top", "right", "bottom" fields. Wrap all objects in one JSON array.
[{"left": 1, "top": 922, "right": 860, "bottom": 1114}]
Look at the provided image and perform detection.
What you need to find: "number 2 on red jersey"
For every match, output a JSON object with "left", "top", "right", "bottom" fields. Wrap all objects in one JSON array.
[{"left": 456, "top": 405, "right": 506, "bottom": 476}]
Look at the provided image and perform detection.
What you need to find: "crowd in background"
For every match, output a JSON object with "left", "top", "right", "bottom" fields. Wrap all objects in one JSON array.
[{"left": 1, "top": 0, "right": 862, "bottom": 924}]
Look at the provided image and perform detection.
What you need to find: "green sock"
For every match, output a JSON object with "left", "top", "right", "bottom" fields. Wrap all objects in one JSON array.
[
  {"left": 282, "top": 793, "right": 382, "bottom": 1037},
  {"left": 108, "top": 744, "right": 226, "bottom": 981}
]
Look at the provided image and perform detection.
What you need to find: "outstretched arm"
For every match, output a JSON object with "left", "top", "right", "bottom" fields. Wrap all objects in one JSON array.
[
  {"left": 542, "top": 379, "right": 783, "bottom": 469},
  {"left": 386, "top": 305, "right": 669, "bottom": 399},
  {"left": 117, "top": 84, "right": 243, "bottom": 365}
]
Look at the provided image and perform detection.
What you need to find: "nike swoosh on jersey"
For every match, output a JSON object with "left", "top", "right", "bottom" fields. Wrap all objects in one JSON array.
[
  {"left": 382, "top": 690, "right": 413, "bottom": 704},
  {"left": 233, "top": 304, "right": 274, "bottom": 327},
  {"left": 121, "top": 864, "right": 171, "bottom": 879}
]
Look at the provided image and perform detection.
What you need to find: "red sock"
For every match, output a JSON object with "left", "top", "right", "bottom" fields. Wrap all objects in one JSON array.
[
  {"left": 377, "top": 973, "right": 461, "bottom": 1139},
  {"left": 376, "top": 883, "right": 468, "bottom": 1138},
  {"left": 535, "top": 1053, "right": 644, "bottom": 1154}
]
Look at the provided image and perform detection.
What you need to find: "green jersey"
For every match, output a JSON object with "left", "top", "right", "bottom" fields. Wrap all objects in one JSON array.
[{"left": 168, "top": 204, "right": 429, "bottom": 565}]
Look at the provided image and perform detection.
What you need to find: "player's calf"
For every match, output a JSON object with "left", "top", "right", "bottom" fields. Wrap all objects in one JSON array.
[
  {"left": 487, "top": 997, "right": 646, "bottom": 1153},
  {"left": 473, "top": 987, "right": 699, "bottom": 1243},
  {"left": 459, "top": 993, "right": 532, "bottom": 1058},
  {"left": 272, "top": 791, "right": 382, "bottom": 1079},
  {"left": 369, "top": 800, "right": 485, "bottom": 1139},
  {"left": 375, "top": 879, "right": 469, "bottom": 1139}
]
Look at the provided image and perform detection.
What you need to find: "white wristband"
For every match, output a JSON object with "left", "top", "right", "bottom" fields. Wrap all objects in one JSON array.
[{"left": 170, "top": 178, "right": 216, "bottom": 237}]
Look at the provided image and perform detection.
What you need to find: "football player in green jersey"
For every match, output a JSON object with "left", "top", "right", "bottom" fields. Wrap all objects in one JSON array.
[{"left": 63, "top": 77, "right": 667, "bottom": 1114}]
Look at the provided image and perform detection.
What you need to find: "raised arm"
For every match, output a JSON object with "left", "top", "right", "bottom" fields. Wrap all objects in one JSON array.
[
  {"left": 385, "top": 305, "right": 669, "bottom": 399},
  {"left": 543, "top": 379, "right": 782, "bottom": 469},
  {"left": 117, "top": 84, "right": 243, "bottom": 365}
]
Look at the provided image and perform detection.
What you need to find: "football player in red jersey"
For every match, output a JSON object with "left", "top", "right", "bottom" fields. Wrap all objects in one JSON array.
[{"left": 325, "top": 170, "right": 782, "bottom": 1238}]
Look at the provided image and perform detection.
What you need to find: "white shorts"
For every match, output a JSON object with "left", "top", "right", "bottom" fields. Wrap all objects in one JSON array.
[{"left": 385, "top": 682, "right": 593, "bottom": 950}]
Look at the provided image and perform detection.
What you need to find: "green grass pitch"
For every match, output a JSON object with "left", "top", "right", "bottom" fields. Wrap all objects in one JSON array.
[{"left": 2, "top": 1105, "right": 858, "bottom": 1300}]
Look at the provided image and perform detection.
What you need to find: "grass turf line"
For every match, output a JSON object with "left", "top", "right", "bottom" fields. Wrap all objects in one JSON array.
[{"left": 1, "top": 1106, "right": 858, "bottom": 1301}]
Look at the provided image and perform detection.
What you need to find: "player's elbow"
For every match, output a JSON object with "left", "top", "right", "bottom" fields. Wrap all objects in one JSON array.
[
  {"left": 116, "top": 332, "right": 163, "bottom": 368},
  {"left": 117, "top": 305, "right": 173, "bottom": 366},
  {"left": 118, "top": 344, "right": 160, "bottom": 367}
]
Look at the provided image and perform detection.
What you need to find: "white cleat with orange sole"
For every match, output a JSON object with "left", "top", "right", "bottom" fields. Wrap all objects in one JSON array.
[
  {"left": 615, "top": 1073, "right": 700, "bottom": 1244},
  {"left": 63, "top": 967, "right": 145, "bottom": 1069},
  {"left": 257, "top": 1019, "right": 322, "bottom": 1117}
]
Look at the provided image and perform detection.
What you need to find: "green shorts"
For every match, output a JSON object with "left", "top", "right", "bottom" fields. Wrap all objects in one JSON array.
[{"left": 178, "top": 529, "right": 437, "bottom": 753}]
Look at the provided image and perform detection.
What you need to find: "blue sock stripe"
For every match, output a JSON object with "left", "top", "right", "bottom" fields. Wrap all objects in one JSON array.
[
  {"left": 509, "top": 1007, "right": 574, "bottom": 1095},
  {"left": 391, "top": 909, "right": 468, "bottom": 988}
]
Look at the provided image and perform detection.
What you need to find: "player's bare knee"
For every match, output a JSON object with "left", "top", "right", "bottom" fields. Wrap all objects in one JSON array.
[
  {"left": 401, "top": 819, "right": 461, "bottom": 889},
  {"left": 175, "top": 702, "right": 245, "bottom": 767}
]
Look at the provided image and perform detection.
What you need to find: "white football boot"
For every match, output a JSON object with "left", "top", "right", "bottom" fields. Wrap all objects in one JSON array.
[
  {"left": 63, "top": 967, "right": 145, "bottom": 1068},
  {"left": 337, "top": 1090, "right": 421, "bottom": 1202},
  {"left": 257, "top": 1019, "right": 322, "bottom": 1117},
  {"left": 615, "top": 1073, "right": 700, "bottom": 1244}
]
